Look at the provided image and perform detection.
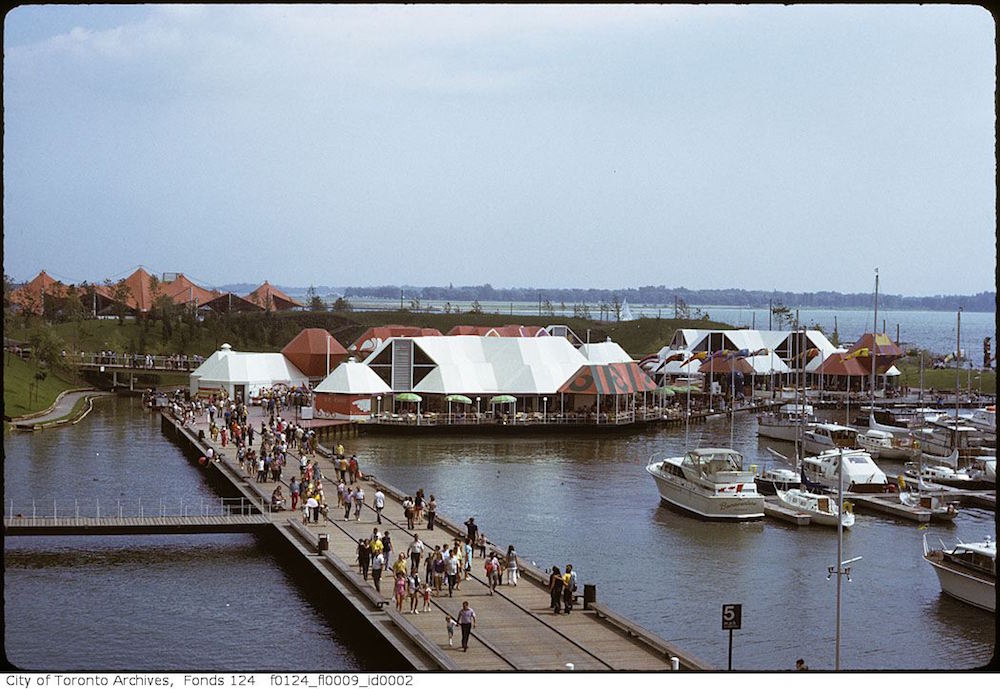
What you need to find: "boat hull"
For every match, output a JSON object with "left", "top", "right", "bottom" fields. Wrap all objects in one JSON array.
[
  {"left": 925, "top": 558, "right": 996, "bottom": 612},
  {"left": 757, "top": 422, "right": 804, "bottom": 444},
  {"left": 647, "top": 466, "right": 764, "bottom": 521}
]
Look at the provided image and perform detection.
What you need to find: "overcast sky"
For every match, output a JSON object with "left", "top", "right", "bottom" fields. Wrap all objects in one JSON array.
[{"left": 3, "top": 5, "right": 996, "bottom": 296}]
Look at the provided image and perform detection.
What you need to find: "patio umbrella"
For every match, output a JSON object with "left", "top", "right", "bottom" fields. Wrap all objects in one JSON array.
[
  {"left": 490, "top": 395, "right": 517, "bottom": 405},
  {"left": 654, "top": 386, "right": 676, "bottom": 396},
  {"left": 446, "top": 394, "right": 473, "bottom": 404},
  {"left": 395, "top": 392, "right": 422, "bottom": 402}
]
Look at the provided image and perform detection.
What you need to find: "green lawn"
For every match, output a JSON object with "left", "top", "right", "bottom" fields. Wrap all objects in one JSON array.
[
  {"left": 893, "top": 359, "right": 995, "bottom": 395},
  {"left": 3, "top": 352, "right": 84, "bottom": 418}
]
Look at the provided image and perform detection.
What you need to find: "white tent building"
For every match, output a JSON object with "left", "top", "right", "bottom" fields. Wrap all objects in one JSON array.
[
  {"left": 579, "top": 340, "right": 634, "bottom": 365},
  {"left": 314, "top": 357, "right": 392, "bottom": 419},
  {"left": 189, "top": 344, "right": 309, "bottom": 400},
  {"left": 363, "top": 335, "right": 590, "bottom": 397}
]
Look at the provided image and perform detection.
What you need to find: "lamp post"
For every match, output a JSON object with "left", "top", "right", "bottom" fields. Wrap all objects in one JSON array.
[
  {"left": 543, "top": 396, "right": 548, "bottom": 423},
  {"left": 377, "top": 395, "right": 382, "bottom": 419},
  {"left": 827, "top": 447, "right": 862, "bottom": 671},
  {"left": 476, "top": 397, "right": 481, "bottom": 420}
]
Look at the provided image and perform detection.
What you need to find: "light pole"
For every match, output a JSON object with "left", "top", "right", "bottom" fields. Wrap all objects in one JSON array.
[
  {"left": 476, "top": 397, "right": 481, "bottom": 421},
  {"left": 543, "top": 396, "right": 548, "bottom": 423},
  {"left": 827, "top": 448, "right": 862, "bottom": 671},
  {"left": 377, "top": 395, "right": 382, "bottom": 419}
]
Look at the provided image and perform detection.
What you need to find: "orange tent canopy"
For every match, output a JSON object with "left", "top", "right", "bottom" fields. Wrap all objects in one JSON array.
[
  {"left": 559, "top": 362, "right": 658, "bottom": 395},
  {"left": 282, "top": 328, "right": 348, "bottom": 378}
]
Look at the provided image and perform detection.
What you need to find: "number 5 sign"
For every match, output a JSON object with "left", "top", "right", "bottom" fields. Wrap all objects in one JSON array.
[{"left": 722, "top": 603, "right": 742, "bottom": 630}]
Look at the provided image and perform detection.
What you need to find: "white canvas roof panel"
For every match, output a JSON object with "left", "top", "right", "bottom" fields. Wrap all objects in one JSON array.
[
  {"left": 189, "top": 344, "right": 309, "bottom": 396},
  {"left": 579, "top": 341, "right": 634, "bottom": 364},
  {"left": 314, "top": 360, "right": 392, "bottom": 395}
]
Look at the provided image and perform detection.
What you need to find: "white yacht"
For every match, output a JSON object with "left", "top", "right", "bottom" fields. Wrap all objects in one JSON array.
[
  {"left": 646, "top": 448, "right": 764, "bottom": 521},
  {"left": 904, "top": 460, "right": 973, "bottom": 487},
  {"left": 923, "top": 535, "right": 996, "bottom": 613},
  {"left": 899, "top": 491, "right": 959, "bottom": 522},
  {"left": 916, "top": 418, "right": 990, "bottom": 460},
  {"left": 757, "top": 403, "right": 815, "bottom": 443},
  {"left": 965, "top": 407, "right": 996, "bottom": 434},
  {"left": 857, "top": 428, "right": 918, "bottom": 460},
  {"left": 801, "top": 448, "right": 889, "bottom": 493},
  {"left": 802, "top": 423, "right": 858, "bottom": 454},
  {"left": 775, "top": 488, "right": 854, "bottom": 528}
]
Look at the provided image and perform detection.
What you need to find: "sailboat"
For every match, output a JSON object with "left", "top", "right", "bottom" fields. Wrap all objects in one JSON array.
[{"left": 898, "top": 446, "right": 960, "bottom": 521}]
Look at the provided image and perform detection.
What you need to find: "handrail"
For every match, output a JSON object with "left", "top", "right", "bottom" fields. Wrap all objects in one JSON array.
[
  {"left": 5, "top": 496, "right": 269, "bottom": 520},
  {"left": 587, "top": 602, "right": 714, "bottom": 670}
]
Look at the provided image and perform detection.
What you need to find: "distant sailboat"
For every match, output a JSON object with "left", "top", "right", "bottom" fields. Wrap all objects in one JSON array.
[{"left": 620, "top": 299, "right": 636, "bottom": 321}]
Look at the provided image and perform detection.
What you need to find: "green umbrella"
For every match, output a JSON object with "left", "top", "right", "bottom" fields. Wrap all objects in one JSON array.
[
  {"left": 395, "top": 392, "right": 422, "bottom": 403},
  {"left": 655, "top": 386, "right": 676, "bottom": 396},
  {"left": 490, "top": 395, "right": 517, "bottom": 405},
  {"left": 446, "top": 394, "right": 473, "bottom": 404}
]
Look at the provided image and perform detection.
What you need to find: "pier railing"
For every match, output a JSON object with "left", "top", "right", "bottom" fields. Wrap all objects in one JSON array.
[
  {"left": 59, "top": 352, "right": 204, "bottom": 372},
  {"left": 6, "top": 496, "right": 276, "bottom": 520}
]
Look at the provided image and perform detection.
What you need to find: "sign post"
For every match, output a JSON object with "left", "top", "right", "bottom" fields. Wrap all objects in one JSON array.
[{"left": 722, "top": 603, "right": 742, "bottom": 671}]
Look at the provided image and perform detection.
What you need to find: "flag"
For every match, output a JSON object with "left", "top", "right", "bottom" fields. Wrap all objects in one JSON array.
[
  {"left": 681, "top": 351, "right": 708, "bottom": 366},
  {"left": 663, "top": 351, "right": 687, "bottom": 364},
  {"left": 708, "top": 349, "right": 730, "bottom": 361},
  {"left": 799, "top": 347, "right": 820, "bottom": 363},
  {"left": 727, "top": 348, "right": 750, "bottom": 360},
  {"left": 844, "top": 347, "right": 870, "bottom": 360},
  {"left": 750, "top": 347, "right": 769, "bottom": 357},
  {"left": 918, "top": 524, "right": 929, "bottom": 531}
]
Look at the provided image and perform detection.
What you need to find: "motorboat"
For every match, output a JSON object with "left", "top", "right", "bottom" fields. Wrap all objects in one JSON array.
[
  {"left": 801, "top": 448, "right": 889, "bottom": 493},
  {"left": 757, "top": 403, "right": 815, "bottom": 443},
  {"left": 964, "top": 406, "right": 996, "bottom": 435},
  {"left": 646, "top": 448, "right": 764, "bottom": 521},
  {"left": 904, "top": 460, "right": 974, "bottom": 487},
  {"left": 899, "top": 490, "right": 959, "bottom": 522},
  {"left": 923, "top": 534, "right": 996, "bottom": 612},
  {"left": 775, "top": 488, "right": 854, "bottom": 528},
  {"left": 968, "top": 457, "right": 996, "bottom": 483},
  {"left": 754, "top": 465, "right": 800, "bottom": 495},
  {"left": 916, "top": 418, "right": 993, "bottom": 460},
  {"left": 802, "top": 423, "right": 858, "bottom": 454},
  {"left": 856, "top": 428, "right": 919, "bottom": 460}
]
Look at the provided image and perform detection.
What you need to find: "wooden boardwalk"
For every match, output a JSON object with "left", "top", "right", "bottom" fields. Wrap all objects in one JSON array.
[{"left": 171, "top": 409, "right": 711, "bottom": 671}]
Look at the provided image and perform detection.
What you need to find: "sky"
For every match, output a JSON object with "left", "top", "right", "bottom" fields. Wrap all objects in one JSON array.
[{"left": 3, "top": 4, "right": 996, "bottom": 296}]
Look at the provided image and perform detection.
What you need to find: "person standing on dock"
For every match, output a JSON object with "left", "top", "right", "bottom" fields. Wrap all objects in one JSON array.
[
  {"left": 343, "top": 487, "right": 353, "bottom": 521},
  {"left": 374, "top": 487, "right": 385, "bottom": 524},
  {"left": 338, "top": 456, "right": 348, "bottom": 482},
  {"left": 336, "top": 441, "right": 345, "bottom": 459},
  {"left": 290, "top": 477, "right": 300, "bottom": 511},
  {"left": 349, "top": 455, "right": 360, "bottom": 483},
  {"left": 456, "top": 601, "right": 477, "bottom": 652},
  {"left": 464, "top": 517, "right": 478, "bottom": 548},
  {"left": 382, "top": 530, "right": 392, "bottom": 565},
  {"left": 426, "top": 495, "right": 437, "bottom": 530},
  {"left": 563, "top": 564, "right": 577, "bottom": 614},
  {"left": 505, "top": 545, "right": 518, "bottom": 586},
  {"left": 446, "top": 548, "right": 459, "bottom": 597},
  {"left": 462, "top": 539, "right": 473, "bottom": 582},
  {"left": 358, "top": 539, "right": 371, "bottom": 580},
  {"left": 549, "top": 566, "right": 564, "bottom": 614}
]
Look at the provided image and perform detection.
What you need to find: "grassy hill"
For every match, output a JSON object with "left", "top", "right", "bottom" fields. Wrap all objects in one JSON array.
[{"left": 3, "top": 352, "right": 85, "bottom": 418}]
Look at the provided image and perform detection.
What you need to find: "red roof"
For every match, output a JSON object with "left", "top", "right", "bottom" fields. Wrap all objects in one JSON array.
[
  {"left": 845, "top": 332, "right": 904, "bottom": 374},
  {"left": 698, "top": 356, "right": 756, "bottom": 375},
  {"left": 10, "top": 271, "right": 72, "bottom": 314},
  {"left": 447, "top": 325, "right": 494, "bottom": 336},
  {"left": 446, "top": 324, "right": 549, "bottom": 337},
  {"left": 162, "top": 274, "right": 218, "bottom": 306},
  {"left": 814, "top": 353, "right": 870, "bottom": 377},
  {"left": 559, "top": 362, "right": 657, "bottom": 395},
  {"left": 245, "top": 281, "right": 303, "bottom": 311},
  {"left": 282, "top": 328, "right": 349, "bottom": 378},
  {"left": 349, "top": 326, "right": 443, "bottom": 352}
]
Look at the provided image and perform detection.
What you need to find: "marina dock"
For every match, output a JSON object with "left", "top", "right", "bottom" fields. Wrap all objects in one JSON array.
[{"left": 151, "top": 409, "right": 712, "bottom": 671}]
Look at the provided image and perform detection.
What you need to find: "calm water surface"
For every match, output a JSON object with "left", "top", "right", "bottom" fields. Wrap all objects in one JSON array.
[
  {"left": 3, "top": 397, "right": 364, "bottom": 672},
  {"left": 4, "top": 398, "right": 995, "bottom": 671},
  {"left": 350, "top": 409, "right": 996, "bottom": 671}
]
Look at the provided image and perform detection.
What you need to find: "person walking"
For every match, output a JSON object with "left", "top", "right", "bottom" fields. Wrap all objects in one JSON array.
[
  {"left": 402, "top": 496, "right": 415, "bottom": 529},
  {"left": 394, "top": 572, "right": 407, "bottom": 612},
  {"left": 343, "top": 487, "right": 353, "bottom": 521},
  {"left": 381, "top": 530, "right": 393, "bottom": 565},
  {"left": 563, "top": 564, "right": 577, "bottom": 614},
  {"left": 358, "top": 539, "right": 371, "bottom": 580},
  {"left": 549, "top": 566, "right": 564, "bottom": 614},
  {"left": 445, "top": 615, "right": 457, "bottom": 647},
  {"left": 371, "top": 550, "right": 385, "bottom": 595},
  {"left": 349, "top": 455, "right": 360, "bottom": 484},
  {"left": 446, "top": 548, "right": 459, "bottom": 597},
  {"left": 462, "top": 539, "right": 473, "bottom": 582},
  {"left": 374, "top": 486, "right": 385, "bottom": 524},
  {"left": 464, "top": 517, "right": 478, "bottom": 548},
  {"left": 505, "top": 545, "right": 518, "bottom": 586},
  {"left": 426, "top": 495, "right": 437, "bottom": 530},
  {"left": 353, "top": 486, "right": 365, "bottom": 521},
  {"left": 408, "top": 534, "right": 424, "bottom": 573},
  {"left": 290, "top": 477, "right": 300, "bottom": 511},
  {"left": 456, "top": 601, "right": 477, "bottom": 652}
]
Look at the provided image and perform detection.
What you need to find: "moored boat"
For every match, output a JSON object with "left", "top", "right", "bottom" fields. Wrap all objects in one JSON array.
[
  {"left": 802, "top": 423, "right": 858, "bottom": 454},
  {"left": 899, "top": 490, "right": 959, "bottom": 522},
  {"left": 922, "top": 534, "right": 996, "bottom": 613},
  {"left": 646, "top": 448, "right": 764, "bottom": 521},
  {"left": 801, "top": 448, "right": 889, "bottom": 493},
  {"left": 757, "top": 403, "right": 815, "bottom": 443},
  {"left": 775, "top": 488, "right": 854, "bottom": 528},
  {"left": 754, "top": 466, "right": 800, "bottom": 495},
  {"left": 857, "top": 428, "right": 918, "bottom": 460}
]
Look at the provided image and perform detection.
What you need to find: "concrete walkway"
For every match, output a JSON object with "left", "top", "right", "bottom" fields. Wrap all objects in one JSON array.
[{"left": 10, "top": 390, "right": 112, "bottom": 430}]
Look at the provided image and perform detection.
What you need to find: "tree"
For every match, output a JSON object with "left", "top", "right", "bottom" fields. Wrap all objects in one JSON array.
[
  {"left": 471, "top": 299, "right": 483, "bottom": 314},
  {"left": 612, "top": 295, "right": 622, "bottom": 321},
  {"left": 771, "top": 301, "right": 793, "bottom": 329},
  {"left": 332, "top": 297, "right": 352, "bottom": 313},
  {"left": 542, "top": 299, "right": 555, "bottom": 317},
  {"left": 106, "top": 279, "right": 133, "bottom": 325},
  {"left": 62, "top": 286, "right": 87, "bottom": 324}
]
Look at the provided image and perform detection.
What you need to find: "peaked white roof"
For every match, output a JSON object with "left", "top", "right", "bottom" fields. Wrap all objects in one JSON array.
[
  {"left": 364, "top": 335, "right": 589, "bottom": 395},
  {"left": 190, "top": 344, "right": 309, "bottom": 387},
  {"left": 579, "top": 341, "right": 634, "bottom": 364},
  {"left": 314, "top": 359, "right": 392, "bottom": 395}
]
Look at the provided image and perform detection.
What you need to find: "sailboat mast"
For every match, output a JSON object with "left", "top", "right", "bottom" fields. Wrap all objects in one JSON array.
[
  {"left": 871, "top": 269, "right": 878, "bottom": 411},
  {"left": 956, "top": 308, "right": 961, "bottom": 421}
]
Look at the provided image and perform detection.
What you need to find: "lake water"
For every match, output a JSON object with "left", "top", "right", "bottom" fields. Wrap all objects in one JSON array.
[
  {"left": 342, "top": 298, "right": 996, "bottom": 361},
  {"left": 4, "top": 398, "right": 995, "bottom": 671}
]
